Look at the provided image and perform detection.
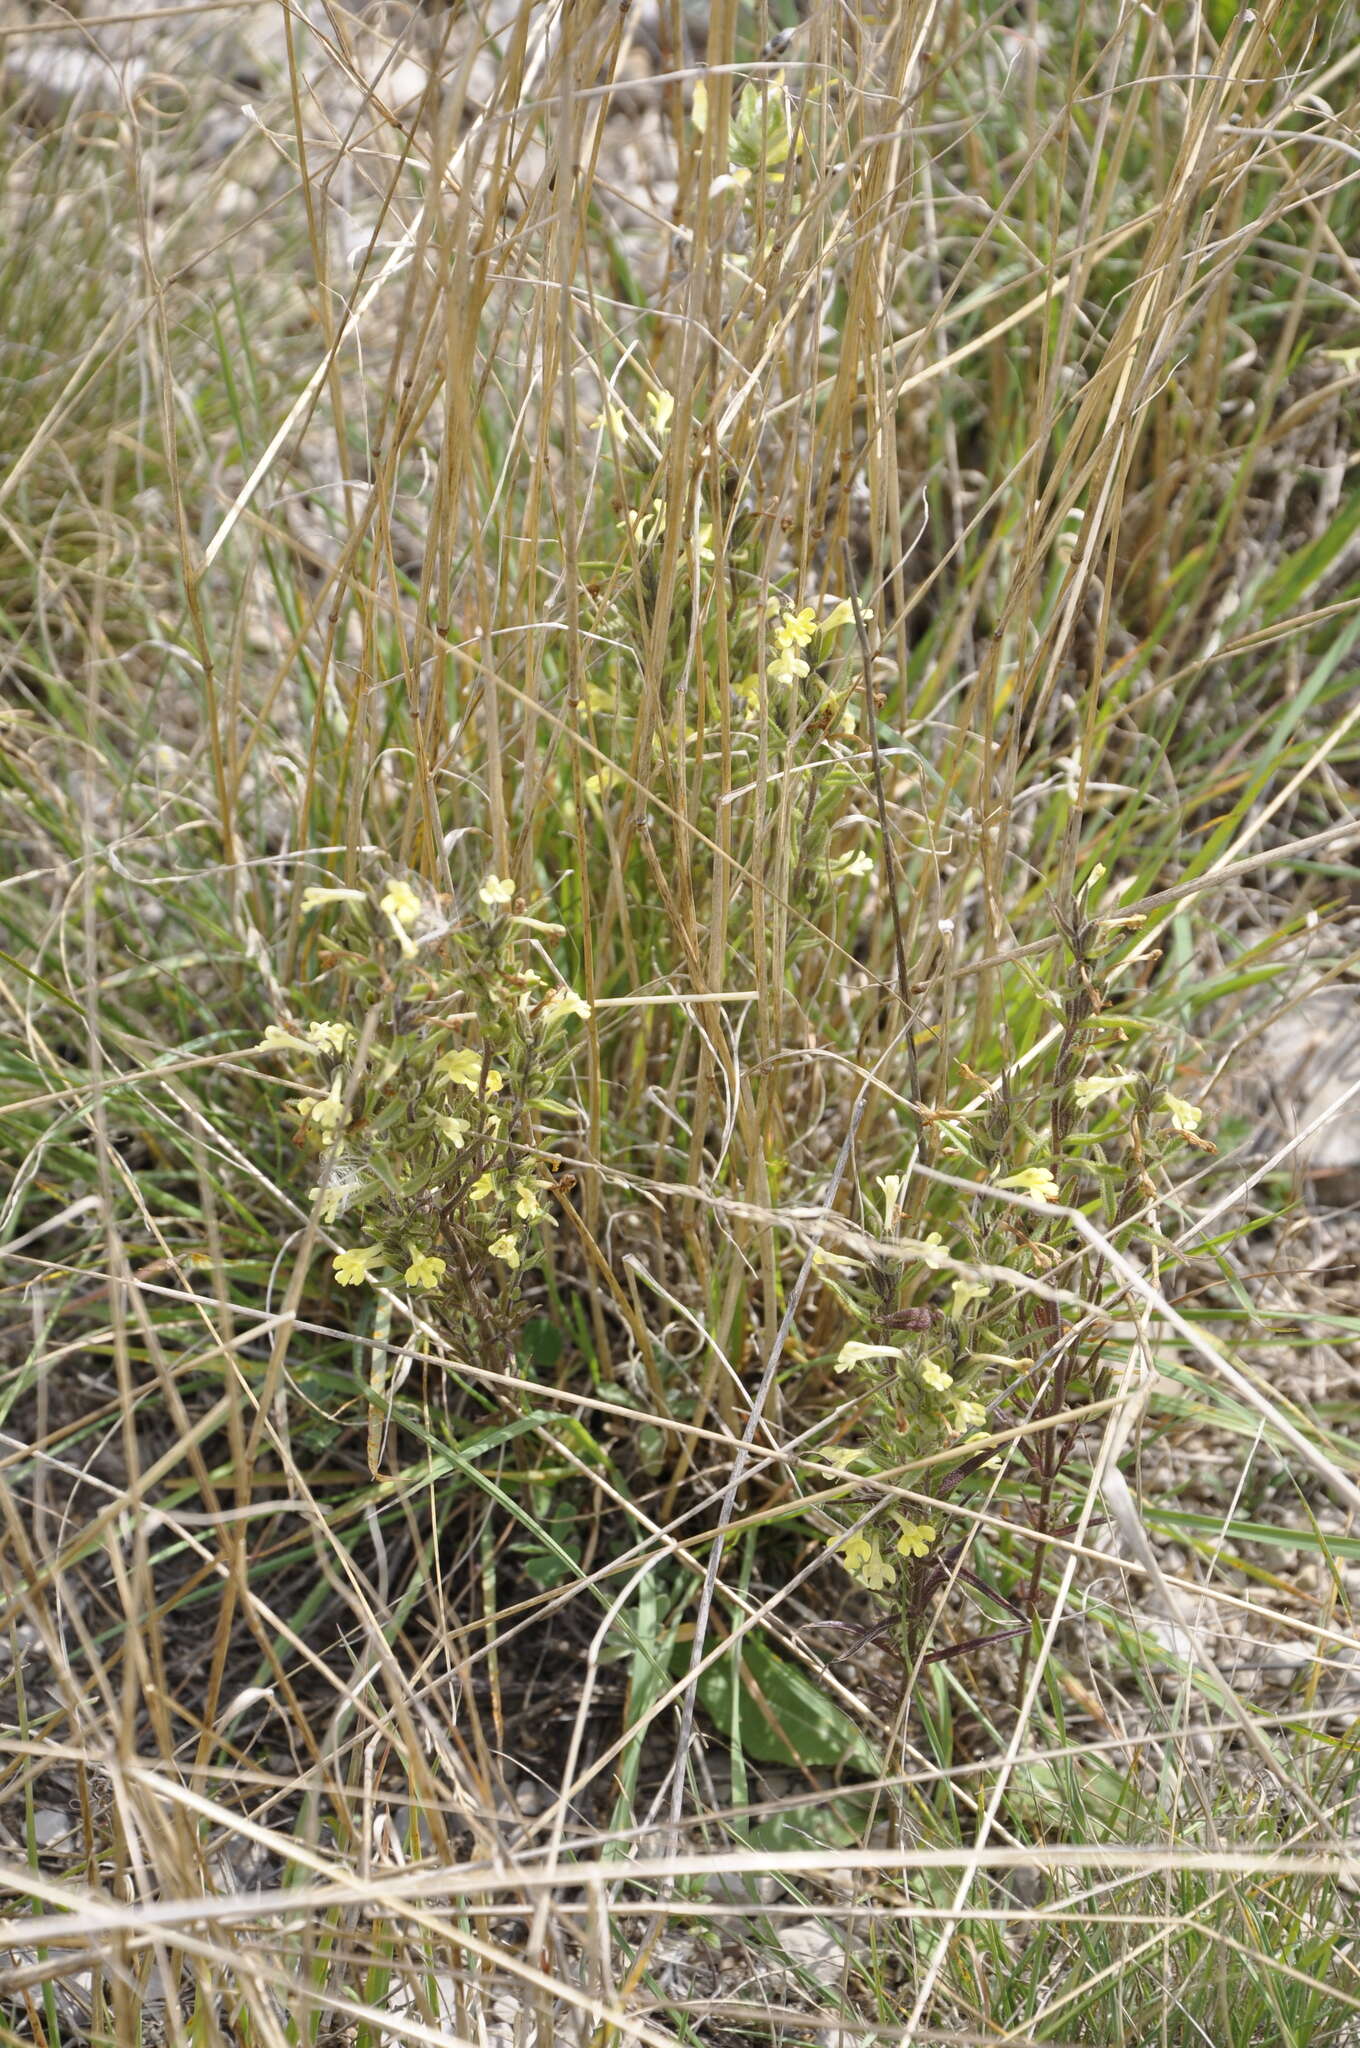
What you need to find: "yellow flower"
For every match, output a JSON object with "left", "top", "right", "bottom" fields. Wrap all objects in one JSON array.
[
  {"left": 306, "top": 1020, "right": 352, "bottom": 1055},
  {"left": 584, "top": 765, "right": 619, "bottom": 798},
  {"left": 949, "top": 1278, "right": 989, "bottom": 1320},
  {"left": 488, "top": 1234, "right": 521, "bottom": 1269},
  {"left": 300, "top": 885, "right": 366, "bottom": 913},
  {"left": 634, "top": 504, "right": 666, "bottom": 548},
  {"left": 378, "top": 878, "right": 419, "bottom": 958},
  {"left": 835, "top": 1340, "right": 901, "bottom": 1374},
  {"left": 811, "top": 1246, "right": 861, "bottom": 1276},
  {"left": 479, "top": 873, "right": 516, "bottom": 908},
  {"left": 918, "top": 1358, "right": 953, "bottom": 1393},
  {"left": 333, "top": 1245, "right": 382, "bottom": 1287},
  {"left": 540, "top": 985, "right": 592, "bottom": 1030},
  {"left": 380, "top": 878, "right": 422, "bottom": 929},
  {"left": 818, "top": 597, "right": 871, "bottom": 637},
  {"left": 438, "top": 1049, "right": 503, "bottom": 1094},
  {"left": 438, "top": 1049, "right": 480, "bottom": 1088},
  {"left": 950, "top": 1398, "right": 987, "bottom": 1436},
  {"left": 842, "top": 1534, "right": 895, "bottom": 1590},
  {"left": 436, "top": 1113, "right": 470, "bottom": 1150},
  {"left": 591, "top": 399, "right": 630, "bottom": 440},
  {"left": 298, "top": 1074, "right": 346, "bottom": 1135},
  {"left": 895, "top": 1520, "right": 936, "bottom": 1560},
  {"left": 512, "top": 1180, "right": 548, "bottom": 1222},
  {"left": 995, "top": 1166, "right": 1061, "bottom": 1203},
  {"left": 646, "top": 388, "right": 675, "bottom": 435},
  {"left": 769, "top": 643, "right": 810, "bottom": 689},
  {"left": 468, "top": 1173, "right": 497, "bottom": 1205},
  {"left": 1162, "top": 1092, "right": 1202, "bottom": 1134},
  {"left": 777, "top": 606, "right": 818, "bottom": 650},
  {"left": 404, "top": 1252, "right": 446, "bottom": 1290},
  {"left": 1073, "top": 1072, "right": 1134, "bottom": 1109},
  {"left": 257, "top": 1024, "right": 311, "bottom": 1054},
  {"left": 877, "top": 1172, "right": 905, "bottom": 1232}
]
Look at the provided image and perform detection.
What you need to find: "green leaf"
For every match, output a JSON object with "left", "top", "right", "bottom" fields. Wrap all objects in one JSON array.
[
  {"left": 519, "top": 1316, "right": 564, "bottom": 1372},
  {"left": 684, "top": 1631, "right": 877, "bottom": 1771},
  {"left": 754, "top": 1792, "right": 874, "bottom": 1856}
]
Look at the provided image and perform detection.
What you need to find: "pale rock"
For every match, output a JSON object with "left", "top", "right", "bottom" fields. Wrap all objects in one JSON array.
[{"left": 1257, "top": 989, "right": 1360, "bottom": 1198}]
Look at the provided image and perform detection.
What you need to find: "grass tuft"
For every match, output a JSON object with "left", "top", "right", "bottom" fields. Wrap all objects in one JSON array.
[{"left": 2, "top": 0, "right": 1360, "bottom": 2042}]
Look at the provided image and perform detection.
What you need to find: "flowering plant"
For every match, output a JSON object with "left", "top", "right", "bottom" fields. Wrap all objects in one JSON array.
[{"left": 255, "top": 867, "right": 590, "bottom": 1341}]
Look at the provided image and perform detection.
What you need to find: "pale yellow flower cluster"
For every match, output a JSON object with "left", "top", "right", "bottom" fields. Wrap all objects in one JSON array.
[
  {"left": 732, "top": 594, "right": 870, "bottom": 714},
  {"left": 261, "top": 869, "right": 592, "bottom": 1301},
  {"left": 840, "top": 1517, "right": 937, "bottom": 1590}
]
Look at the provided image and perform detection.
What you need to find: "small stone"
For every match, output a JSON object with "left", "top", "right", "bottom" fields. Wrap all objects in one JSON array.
[
  {"left": 1258, "top": 991, "right": 1360, "bottom": 1198},
  {"left": 776, "top": 1919, "right": 855, "bottom": 1991},
  {"left": 33, "top": 1808, "right": 73, "bottom": 1849}
]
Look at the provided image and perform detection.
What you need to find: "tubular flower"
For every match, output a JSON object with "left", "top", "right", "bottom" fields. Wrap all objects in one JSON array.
[
  {"left": 404, "top": 1253, "right": 446, "bottom": 1290},
  {"left": 300, "top": 885, "right": 366, "bottom": 914},
  {"left": 770, "top": 643, "right": 810, "bottom": 690},
  {"left": 512, "top": 1180, "right": 549, "bottom": 1222},
  {"left": 540, "top": 985, "right": 592, "bottom": 1030},
  {"left": 835, "top": 1340, "right": 903, "bottom": 1375},
  {"left": 488, "top": 1234, "right": 521, "bottom": 1269},
  {"left": 257, "top": 1024, "right": 312, "bottom": 1055},
  {"left": 995, "top": 1166, "right": 1061, "bottom": 1204},
  {"left": 298, "top": 1074, "right": 346, "bottom": 1135},
  {"left": 776, "top": 605, "right": 818, "bottom": 650},
  {"left": 380, "top": 879, "right": 422, "bottom": 928},
  {"left": 379, "top": 878, "right": 420, "bottom": 958},
  {"left": 333, "top": 1245, "right": 383, "bottom": 1287},
  {"left": 949, "top": 1278, "right": 989, "bottom": 1320},
  {"left": 818, "top": 597, "right": 871, "bottom": 637},
  {"left": 842, "top": 1534, "right": 896, "bottom": 1590},
  {"left": 950, "top": 1398, "right": 987, "bottom": 1436},
  {"left": 438, "top": 1049, "right": 503, "bottom": 1094},
  {"left": 1073, "top": 1072, "right": 1134, "bottom": 1108},
  {"left": 307, "top": 1021, "right": 353, "bottom": 1055},
  {"left": 1162, "top": 1092, "right": 1202, "bottom": 1134},
  {"left": 895, "top": 1520, "right": 936, "bottom": 1561}
]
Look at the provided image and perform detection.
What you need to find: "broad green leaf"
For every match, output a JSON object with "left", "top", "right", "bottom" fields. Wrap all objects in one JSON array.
[
  {"left": 754, "top": 1792, "right": 874, "bottom": 1856},
  {"left": 685, "top": 1631, "right": 877, "bottom": 1771}
]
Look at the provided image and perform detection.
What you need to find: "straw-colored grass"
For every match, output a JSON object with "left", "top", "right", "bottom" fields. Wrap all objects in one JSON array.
[{"left": 2, "top": 0, "right": 1359, "bottom": 2041}]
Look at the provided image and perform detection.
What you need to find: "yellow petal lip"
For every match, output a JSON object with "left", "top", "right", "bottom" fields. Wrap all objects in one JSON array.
[
  {"left": 334, "top": 1245, "right": 382, "bottom": 1286},
  {"left": 404, "top": 1253, "right": 446, "bottom": 1289}
]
